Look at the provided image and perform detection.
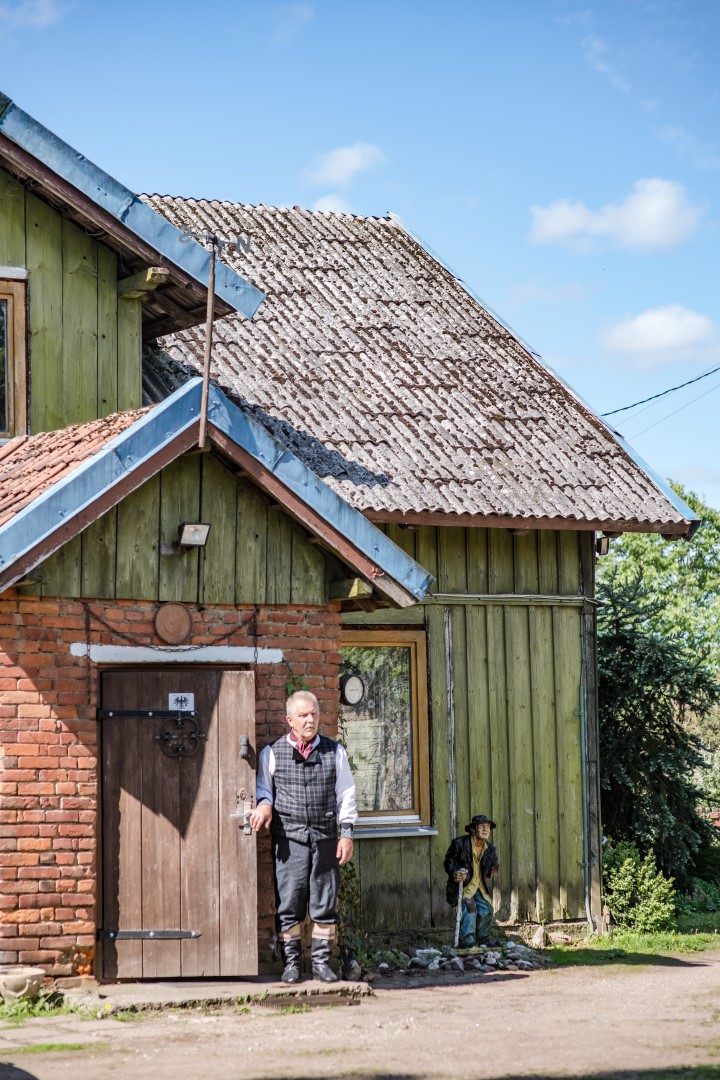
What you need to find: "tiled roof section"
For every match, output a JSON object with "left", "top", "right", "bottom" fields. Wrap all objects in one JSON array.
[
  {"left": 0, "top": 410, "right": 147, "bottom": 527},
  {"left": 142, "top": 196, "right": 691, "bottom": 532}
]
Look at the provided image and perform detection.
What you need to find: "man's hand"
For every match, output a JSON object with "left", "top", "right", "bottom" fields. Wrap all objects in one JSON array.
[
  {"left": 249, "top": 803, "right": 272, "bottom": 832},
  {"left": 453, "top": 869, "right": 468, "bottom": 882},
  {"left": 336, "top": 838, "right": 353, "bottom": 866},
  {"left": 489, "top": 864, "right": 500, "bottom": 877}
]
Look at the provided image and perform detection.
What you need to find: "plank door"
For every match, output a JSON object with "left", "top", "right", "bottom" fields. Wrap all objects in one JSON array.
[{"left": 101, "top": 668, "right": 257, "bottom": 979}]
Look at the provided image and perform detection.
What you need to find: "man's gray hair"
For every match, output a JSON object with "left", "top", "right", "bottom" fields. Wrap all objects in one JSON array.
[{"left": 286, "top": 689, "right": 319, "bottom": 717}]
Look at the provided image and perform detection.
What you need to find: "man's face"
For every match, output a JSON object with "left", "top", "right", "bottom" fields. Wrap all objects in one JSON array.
[
  {"left": 474, "top": 822, "right": 491, "bottom": 841},
  {"left": 287, "top": 702, "right": 319, "bottom": 743}
]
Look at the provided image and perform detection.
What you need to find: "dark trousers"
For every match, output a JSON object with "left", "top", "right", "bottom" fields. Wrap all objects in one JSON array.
[{"left": 272, "top": 835, "right": 340, "bottom": 934}]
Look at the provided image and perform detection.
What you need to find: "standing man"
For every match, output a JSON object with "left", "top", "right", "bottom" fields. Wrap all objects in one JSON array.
[
  {"left": 443, "top": 814, "right": 500, "bottom": 947},
  {"left": 249, "top": 690, "right": 357, "bottom": 983}
]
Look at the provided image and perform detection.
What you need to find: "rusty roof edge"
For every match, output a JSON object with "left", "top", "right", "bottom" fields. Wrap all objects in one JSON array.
[
  {"left": 206, "top": 385, "right": 433, "bottom": 602},
  {"left": 0, "top": 383, "right": 202, "bottom": 578},
  {"left": 0, "top": 93, "right": 264, "bottom": 320},
  {"left": 389, "top": 213, "right": 698, "bottom": 535}
]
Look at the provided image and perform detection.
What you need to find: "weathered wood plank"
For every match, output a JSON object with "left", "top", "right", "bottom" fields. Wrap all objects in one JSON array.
[
  {"left": 466, "top": 528, "right": 488, "bottom": 593},
  {"left": 553, "top": 606, "right": 585, "bottom": 919},
  {"left": 357, "top": 838, "right": 380, "bottom": 931},
  {"left": 427, "top": 605, "right": 452, "bottom": 927},
  {"left": 61, "top": 218, "right": 98, "bottom": 425},
  {"left": 41, "top": 537, "right": 82, "bottom": 598},
  {"left": 235, "top": 479, "right": 268, "bottom": 604},
  {"left": 81, "top": 510, "right": 117, "bottom": 599},
  {"left": 437, "top": 526, "right": 467, "bottom": 594},
  {"left": 466, "top": 604, "right": 492, "bottom": 825},
  {"left": 200, "top": 454, "right": 237, "bottom": 606},
  {"left": 371, "top": 839, "right": 403, "bottom": 931},
  {"left": 291, "top": 524, "right": 326, "bottom": 605},
  {"left": 115, "top": 477, "right": 160, "bottom": 600},
  {"left": 342, "top": 606, "right": 424, "bottom": 626},
  {"left": 488, "top": 530, "right": 513, "bottom": 593},
  {"left": 416, "top": 525, "right": 438, "bottom": 585},
  {"left": 97, "top": 244, "right": 118, "bottom": 418},
  {"left": 25, "top": 192, "right": 63, "bottom": 433},
  {"left": 159, "top": 457, "right": 201, "bottom": 603},
  {"left": 486, "top": 604, "right": 511, "bottom": 920},
  {"left": 0, "top": 170, "right": 25, "bottom": 266},
  {"left": 387, "top": 523, "right": 417, "bottom": 561},
  {"left": 558, "top": 531, "right": 581, "bottom": 595},
  {"left": 451, "top": 605, "right": 470, "bottom": 834},
  {"left": 538, "top": 530, "right": 560, "bottom": 595},
  {"left": 504, "top": 606, "right": 536, "bottom": 921},
  {"left": 265, "top": 508, "right": 292, "bottom": 604},
  {"left": 513, "top": 531, "right": 539, "bottom": 594},
  {"left": 529, "top": 606, "right": 561, "bottom": 921},
  {"left": 399, "top": 836, "right": 432, "bottom": 931},
  {"left": 117, "top": 295, "right": 142, "bottom": 411}
]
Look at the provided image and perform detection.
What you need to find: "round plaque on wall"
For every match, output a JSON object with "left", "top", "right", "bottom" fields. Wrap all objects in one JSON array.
[{"left": 154, "top": 603, "right": 193, "bottom": 645}]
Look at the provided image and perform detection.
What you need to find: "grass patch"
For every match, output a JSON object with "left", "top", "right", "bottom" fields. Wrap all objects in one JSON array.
[
  {"left": 7, "top": 1041, "right": 106, "bottom": 1054},
  {"left": 0, "top": 990, "right": 77, "bottom": 1026},
  {"left": 550, "top": 928, "right": 720, "bottom": 967}
]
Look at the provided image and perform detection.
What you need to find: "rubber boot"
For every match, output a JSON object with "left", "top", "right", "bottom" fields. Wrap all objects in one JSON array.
[
  {"left": 280, "top": 936, "right": 302, "bottom": 984},
  {"left": 311, "top": 936, "right": 338, "bottom": 983}
]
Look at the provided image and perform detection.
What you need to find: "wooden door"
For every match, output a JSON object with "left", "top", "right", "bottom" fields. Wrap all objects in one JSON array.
[{"left": 100, "top": 668, "right": 257, "bottom": 979}]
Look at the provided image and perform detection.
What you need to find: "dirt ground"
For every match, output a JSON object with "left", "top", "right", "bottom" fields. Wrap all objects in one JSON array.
[{"left": 2, "top": 951, "right": 720, "bottom": 1080}]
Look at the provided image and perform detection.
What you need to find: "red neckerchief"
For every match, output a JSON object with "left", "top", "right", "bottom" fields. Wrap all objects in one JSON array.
[{"left": 288, "top": 732, "right": 316, "bottom": 760}]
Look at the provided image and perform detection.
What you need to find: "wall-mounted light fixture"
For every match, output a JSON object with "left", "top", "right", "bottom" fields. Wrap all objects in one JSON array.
[
  {"left": 177, "top": 522, "right": 211, "bottom": 548},
  {"left": 596, "top": 535, "right": 610, "bottom": 556}
]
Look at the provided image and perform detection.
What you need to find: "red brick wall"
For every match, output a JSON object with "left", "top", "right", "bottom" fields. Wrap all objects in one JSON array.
[{"left": 0, "top": 595, "right": 341, "bottom": 976}]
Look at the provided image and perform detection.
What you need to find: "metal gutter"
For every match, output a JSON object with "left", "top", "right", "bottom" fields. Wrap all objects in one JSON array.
[
  {"left": 0, "top": 379, "right": 433, "bottom": 604},
  {"left": 390, "top": 213, "right": 700, "bottom": 538},
  {"left": 0, "top": 92, "right": 264, "bottom": 321}
]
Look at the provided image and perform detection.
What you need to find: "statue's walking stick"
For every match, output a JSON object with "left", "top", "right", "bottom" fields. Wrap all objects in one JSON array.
[{"left": 453, "top": 877, "right": 463, "bottom": 949}]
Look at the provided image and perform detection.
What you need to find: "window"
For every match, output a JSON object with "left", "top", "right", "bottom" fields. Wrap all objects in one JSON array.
[
  {"left": 0, "top": 279, "right": 26, "bottom": 438},
  {"left": 339, "top": 629, "right": 430, "bottom": 828}
]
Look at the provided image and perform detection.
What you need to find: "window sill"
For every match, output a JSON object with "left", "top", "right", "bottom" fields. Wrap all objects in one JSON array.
[{"left": 354, "top": 825, "right": 438, "bottom": 839}]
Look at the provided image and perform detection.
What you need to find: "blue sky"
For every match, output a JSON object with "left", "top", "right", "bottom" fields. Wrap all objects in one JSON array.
[{"left": 3, "top": 0, "right": 719, "bottom": 507}]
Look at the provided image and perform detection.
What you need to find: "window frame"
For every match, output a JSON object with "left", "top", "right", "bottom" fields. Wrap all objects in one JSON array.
[
  {"left": 339, "top": 627, "right": 431, "bottom": 830},
  {"left": 0, "top": 278, "right": 27, "bottom": 439}
]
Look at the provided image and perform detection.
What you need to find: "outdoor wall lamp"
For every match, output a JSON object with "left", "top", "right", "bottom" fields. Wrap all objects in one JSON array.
[{"left": 177, "top": 522, "right": 211, "bottom": 548}]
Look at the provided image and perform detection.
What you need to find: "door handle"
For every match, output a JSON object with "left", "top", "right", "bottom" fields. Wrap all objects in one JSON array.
[{"left": 230, "top": 795, "right": 254, "bottom": 834}]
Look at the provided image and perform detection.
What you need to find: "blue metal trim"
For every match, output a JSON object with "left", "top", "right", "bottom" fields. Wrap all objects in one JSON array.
[
  {"left": 0, "top": 379, "right": 432, "bottom": 600},
  {"left": 0, "top": 95, "right": 264, "bottom": 320},
  {"left": 207, "top": 385, "right": 433, "bottom": 600},
  {"left": 0, "top": 381, "right": 202, "bottom": 572},
  {"left": 610, "top": 432, "right": 699, "bottom": 530}
]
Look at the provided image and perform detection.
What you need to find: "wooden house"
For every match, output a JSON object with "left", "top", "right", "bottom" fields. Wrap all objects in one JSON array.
[{"left": 0, "top": 92, "right": 698, "bottom": 981}]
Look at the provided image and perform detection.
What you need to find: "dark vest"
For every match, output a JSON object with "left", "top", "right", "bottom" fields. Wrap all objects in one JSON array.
[{"left": 271, "top": 734, "right": 338, "bottom": 842}]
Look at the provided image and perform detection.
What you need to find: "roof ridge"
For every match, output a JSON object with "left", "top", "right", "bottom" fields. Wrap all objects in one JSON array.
[{"left": 140, "top": 194, "right": 393, "bottom": 222}]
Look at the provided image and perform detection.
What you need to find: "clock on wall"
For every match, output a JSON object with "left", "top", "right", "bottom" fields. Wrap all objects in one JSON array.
[{"left": 339, "top": 673, "right": 365, "bottom": 707}]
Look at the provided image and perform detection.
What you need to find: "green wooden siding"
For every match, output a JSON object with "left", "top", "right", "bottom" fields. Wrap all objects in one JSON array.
[
  {"left": 38, "top": 455, "right": 329, "bottom": 606},
  {"left": 0, "top": 167, "right": 141, "bottom": 434},
  {"left": 346, "top": 525, "right": 590, "bottom": 929}
]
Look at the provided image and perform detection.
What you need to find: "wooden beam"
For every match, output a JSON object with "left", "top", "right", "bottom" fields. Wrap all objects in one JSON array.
[
  {"left": 117, "top": 266, "right": 170, "bottom": 299},
  {"left": 329, "top": 577, "right": 373, "bottom": 601}
]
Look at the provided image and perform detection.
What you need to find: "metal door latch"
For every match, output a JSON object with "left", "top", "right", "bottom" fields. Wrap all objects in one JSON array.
[{"left": 230, "top": 791, "right": 254, "bottom": 834}]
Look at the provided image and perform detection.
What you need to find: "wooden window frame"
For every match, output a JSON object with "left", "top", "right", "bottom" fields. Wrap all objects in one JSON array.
[
  {"left": 340, "top": 627, "right": 430, "bottom": 829},
  {"left": 0, "top": 279, "right": 27, "bottom": 439}
]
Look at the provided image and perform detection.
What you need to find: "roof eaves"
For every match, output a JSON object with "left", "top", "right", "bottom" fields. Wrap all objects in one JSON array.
[{"left": 0, "top": 93, "right": 264, "bottom": 320}]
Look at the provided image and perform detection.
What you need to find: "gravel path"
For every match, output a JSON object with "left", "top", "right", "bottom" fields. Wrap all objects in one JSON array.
[{"left": 1, "top": 951, "right": 720, "bottom": 1080}]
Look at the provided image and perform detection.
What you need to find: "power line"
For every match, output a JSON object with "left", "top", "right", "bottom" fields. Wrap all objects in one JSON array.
[
  {"left": 601, "top": 362, "right": 720, "bottom": 417},
  {"left": 626, "top": 377, "right": 720, "bottom": 439}
]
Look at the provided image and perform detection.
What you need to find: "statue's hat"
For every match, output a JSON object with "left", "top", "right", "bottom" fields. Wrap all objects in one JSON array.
[{"left": 465, "top": 814, "right": 496, "bottom": 832}]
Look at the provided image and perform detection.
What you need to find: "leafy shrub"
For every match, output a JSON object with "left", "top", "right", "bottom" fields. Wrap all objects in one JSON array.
[{"left": 603, "top": 840, "right": 676, "bottom": 932}]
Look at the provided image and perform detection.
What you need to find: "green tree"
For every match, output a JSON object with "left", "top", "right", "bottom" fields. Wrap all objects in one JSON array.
[{"left": 598, "top": 571, "right": 720, "bottom": 886}]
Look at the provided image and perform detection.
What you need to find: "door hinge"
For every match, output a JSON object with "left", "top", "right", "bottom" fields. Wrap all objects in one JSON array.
[{"left": 97, "top": 929, "right": 202, "bottom": 941}]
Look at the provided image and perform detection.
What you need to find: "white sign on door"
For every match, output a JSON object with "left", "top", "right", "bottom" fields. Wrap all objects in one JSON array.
[{"left": 169, "top": 692, "right": 195, "bottom": 712}]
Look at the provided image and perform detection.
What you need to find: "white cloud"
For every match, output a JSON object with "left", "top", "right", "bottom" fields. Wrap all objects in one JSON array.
[
  {"left": 271, "top": 3, "right": 314, "bottom": 45},
  {"left": 656, "top": 125, "right": 720, "bottom": 171},
  {"left": 0, "top": 0, "right": 65, "bottom": 30},
  {"left": 312, "top": 194, "right": 352, "bottom": 214},
  {"left": 304, "top": 143, "right": 385, "bottom": 188},
  {"left": 528, "top": 178, "right": 701, "bottom": 251},
  {"left": 603, "top": 305, "right": 715, "bottom": 361},
  {"left": 582, "top": 34, "right": 631, "bottom": 94}
]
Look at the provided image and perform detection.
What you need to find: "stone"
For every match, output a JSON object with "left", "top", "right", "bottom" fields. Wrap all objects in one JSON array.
[
  {"left": 449, "top": 956, "right": 465, "bottom": 972},
  {"left": 516, "top": 960, "right": 534, "bottom": 970},
  {"left": 531, "top": 925, "right": 549, "bottom": 949},
  {"left": 548, "top": 931, "right": 573, "bottom": 945},
  {"left": 427, "top": 959, "right": 441, "bottom": 971},
  {"left": 0, "top": 965, "right": 45, "bottom": 1003},
  {"left": 377, "top": 963, "right": 391, "bottom": 973},
  {"left": 441, "top": 946, "right": 458, "bottom": 958},
  {"left": 484, "top": 955, "right": 497, "bottom": 966},
  {"left": 344, "top": 958, "right": 363, "bottom": 982}
]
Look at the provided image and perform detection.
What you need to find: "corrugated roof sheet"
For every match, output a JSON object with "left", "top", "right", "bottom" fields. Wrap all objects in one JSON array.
[{"left": 142, "top": 196, "right": 694, "bottom": 533}]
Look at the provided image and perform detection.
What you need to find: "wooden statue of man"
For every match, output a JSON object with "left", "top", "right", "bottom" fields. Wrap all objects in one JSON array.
[{"left": 443, "top": 814, "right": 500, "bottom": 947}]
